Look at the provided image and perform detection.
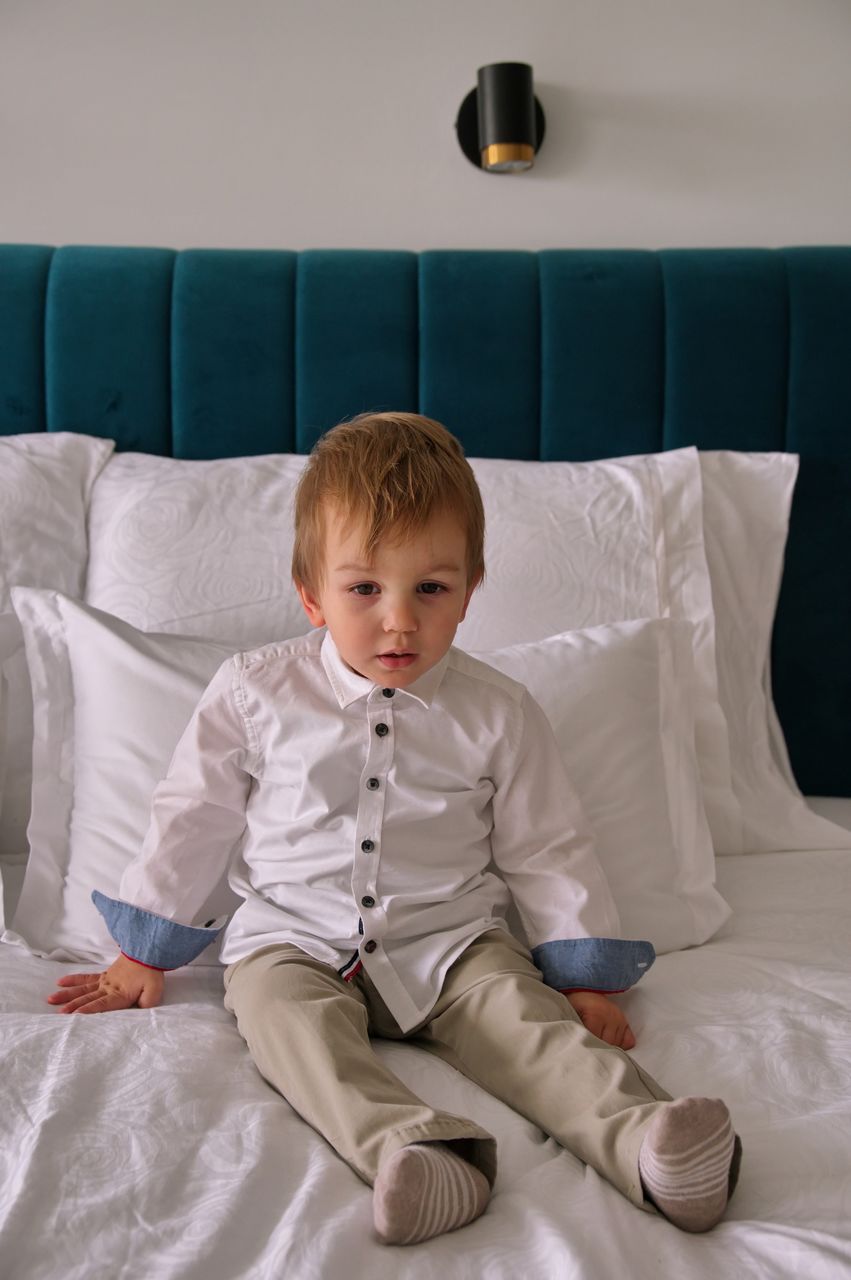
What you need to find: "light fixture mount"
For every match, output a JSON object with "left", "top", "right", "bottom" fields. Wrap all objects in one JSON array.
[{"left": 456, "top": 62, "right": 546, "bottom": 172}]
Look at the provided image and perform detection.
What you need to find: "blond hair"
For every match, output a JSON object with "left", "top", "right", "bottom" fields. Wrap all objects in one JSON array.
[{"left": 292, "top": 412, "right": 485, "bottom": 591}]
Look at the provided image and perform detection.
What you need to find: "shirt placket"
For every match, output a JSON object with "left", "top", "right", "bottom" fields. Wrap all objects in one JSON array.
[{"left": 351, "top": 685, "right": 396, "bottom": 961}]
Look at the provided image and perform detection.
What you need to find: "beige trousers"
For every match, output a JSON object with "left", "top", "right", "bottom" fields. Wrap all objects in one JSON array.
[{"left": 223, "top": 928, "right": 671, "bottom": 1207}]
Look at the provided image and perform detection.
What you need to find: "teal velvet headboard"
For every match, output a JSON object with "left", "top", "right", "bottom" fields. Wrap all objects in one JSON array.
[{"left": 1, "top": 244, "right": 849, "bottom": 796}]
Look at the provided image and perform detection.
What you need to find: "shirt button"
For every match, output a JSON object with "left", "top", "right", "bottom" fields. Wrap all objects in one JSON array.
[
  {"left": 375, "top": 723, "right": 389, "bottom": 737},
  {"left": 361, "top": 839, "right": 374, "bottom": 852},
  {"left": 364, "top": 940, "right": 377, "bottom": 953},
  {"left": 366, "top": 777, "right": 380, "bottom": 791},
  {"left": 361, "top": 895, "right": 375, "bottom": 908},
  {"left": 382, "top": 688, "right": 395, "bottom": 698}
]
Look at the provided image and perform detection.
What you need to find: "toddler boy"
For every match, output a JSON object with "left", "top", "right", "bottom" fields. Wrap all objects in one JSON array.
[{"left": 49, "top": 413, "right": 740, "bottom": 1244}]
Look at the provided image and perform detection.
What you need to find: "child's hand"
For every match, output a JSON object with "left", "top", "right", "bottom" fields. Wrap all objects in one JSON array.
[
  {"left": 565, "top": 990, "right": 636, "bottom": 1050},
  {"left": 46, "top": 954, "right": 164, "bottom": 1014}
]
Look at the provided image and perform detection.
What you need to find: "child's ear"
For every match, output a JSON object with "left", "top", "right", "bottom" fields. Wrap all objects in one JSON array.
[{"left": 295, "top": 580, "right": 326, "bottom": 628}]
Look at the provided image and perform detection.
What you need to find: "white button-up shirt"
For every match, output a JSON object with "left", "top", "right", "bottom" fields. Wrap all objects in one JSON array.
[{"left": 115, "top": 629, "right": 622, "bottom": 1032}]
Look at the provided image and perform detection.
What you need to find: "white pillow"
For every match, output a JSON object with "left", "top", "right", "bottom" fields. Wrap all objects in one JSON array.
[
  {"left": 0, "top": 433, "right": 114, "bottom": 871},
  {"left": 700, "top": 451, "right": 851, "bottom": 853},
  {"left": 85, "top": 451, "right": 308, "bottom": 647},
  {"left": 0, "top": 433, "right": 115, "bottom": 612},
  {"left": 463, "top": 451, "right": 851, "bottom": 855},
  {"left": 7, "top": 590, "right": 240, "bottom": 963},
  {"left": 462, "top": 449, "right": 739, "bottom": 854},
  {"left": 85, "top": 445, "right": 741, "bottom": 857},
  {"left": 7, "top": 588, "right": 728, "bottom": 963}
]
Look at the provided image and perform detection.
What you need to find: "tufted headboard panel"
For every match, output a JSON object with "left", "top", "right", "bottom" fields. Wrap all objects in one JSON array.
[{"left": 1, "top": 244, "right": 849, "bottom": 795}]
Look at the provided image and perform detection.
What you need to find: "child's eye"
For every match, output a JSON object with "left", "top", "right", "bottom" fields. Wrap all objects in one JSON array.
[
  {"left": 418, "top": 582, "right": 445, "bottom": 595},
  {"left": 350, "top": 583, "right": 378, "bottom": 596}
]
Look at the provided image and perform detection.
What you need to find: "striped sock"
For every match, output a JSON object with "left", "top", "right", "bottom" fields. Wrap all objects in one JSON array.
[
  {"left": 639, "top": 1097, "right": 742, "bottom": 1232},
  {"left": 373, "top": 1142, "right": 491, "bottom": 1245}
]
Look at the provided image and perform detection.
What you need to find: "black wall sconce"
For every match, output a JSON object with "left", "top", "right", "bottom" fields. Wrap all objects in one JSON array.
[{"left": 456, "top": 62, "right": 546, "bottom": 173}]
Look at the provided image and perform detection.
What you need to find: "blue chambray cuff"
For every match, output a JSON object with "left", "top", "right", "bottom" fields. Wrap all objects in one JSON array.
[
  {"left": 92, "top": 890, "right": 223, "bottom": 970},
  {"left": 531, "top": 937, "right": 656, "bottom": 992}
]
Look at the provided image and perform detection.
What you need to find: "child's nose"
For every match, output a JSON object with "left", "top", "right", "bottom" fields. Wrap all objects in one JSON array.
[{"left": 383, "top": 597, "right": 418, "bottom": 633}]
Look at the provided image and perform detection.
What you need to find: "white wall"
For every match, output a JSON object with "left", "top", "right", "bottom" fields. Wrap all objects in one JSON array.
[{"left": 2, "top": 0, "right": 850, "bottom": 250}]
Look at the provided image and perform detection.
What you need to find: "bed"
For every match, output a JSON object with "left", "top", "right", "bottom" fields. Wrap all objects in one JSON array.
[{"left": 1, "top": 245, "right": 850, "bottom": 1279}]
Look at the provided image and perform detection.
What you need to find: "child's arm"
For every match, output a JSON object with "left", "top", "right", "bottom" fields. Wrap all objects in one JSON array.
[
  {"left": 490, "top": 690, "right": 655, "bottom": 1042},
  {"left": 47, "top": 656, "right": 252, "bottom": 1008},
  {"left": 46, "top": 953, "right": 165, "bottom": 1014},
  {"left": 94, "top": 655, "right": 252, "bottom": 967}
]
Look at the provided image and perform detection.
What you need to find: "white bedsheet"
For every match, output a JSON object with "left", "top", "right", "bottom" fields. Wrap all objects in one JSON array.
[{"left": 2, "top": 843, "right": 851, "bottom": 1280}]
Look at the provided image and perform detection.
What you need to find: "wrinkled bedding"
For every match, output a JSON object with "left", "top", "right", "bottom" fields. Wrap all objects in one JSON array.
[{"left": 2, "top": 842, "right": 850, "bottom": 1280}]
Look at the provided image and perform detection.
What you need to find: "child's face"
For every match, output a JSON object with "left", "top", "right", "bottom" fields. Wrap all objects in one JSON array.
[{"left": 297, "top": 505, "right": 480, "bottom": 688}]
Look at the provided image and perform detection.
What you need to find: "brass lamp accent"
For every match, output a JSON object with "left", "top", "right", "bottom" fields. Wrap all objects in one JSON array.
[
  {"left": 456, "top": 62, "right": 545, "bottom": 172},
  {"left": 481, "top": 142, "right": 535, "bottom": 172}
]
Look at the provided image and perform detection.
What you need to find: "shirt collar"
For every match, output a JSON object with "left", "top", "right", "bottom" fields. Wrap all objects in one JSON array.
[{"left": 320, "top": 631, "right": 451, "bottom": 710}]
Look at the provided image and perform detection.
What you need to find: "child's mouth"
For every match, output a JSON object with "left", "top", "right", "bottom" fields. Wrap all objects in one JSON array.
[{"left": 378, "top": 652, "right": 417, "bottom": 669}]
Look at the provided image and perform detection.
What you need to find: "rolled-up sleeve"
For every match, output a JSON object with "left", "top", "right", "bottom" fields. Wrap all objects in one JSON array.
[{"left": 91, "top": 892, "right": 225, "bottom": 969}]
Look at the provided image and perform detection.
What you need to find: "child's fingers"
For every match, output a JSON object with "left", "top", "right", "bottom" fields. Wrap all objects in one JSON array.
[
  {"left": 608, "top": 1017, "right": 630, "bottom": 1048},
  {"left": 613, "top": 1020, "right": 635, "bottom": 1049},
  {"left": 55, "top": 990, "right": 103, "bottom": 1013},
  {"left": 55, "top": 972, "right": 106, "bottom": 987},
  {"left": 71, "top": 995, "right": 125, "bottom": 1014},
  {"left": 596, "top": 1013, "right": 632, "bottom": 1048},
  {"left": 47, "top": 978, "right": 102, "bottom": 1004},
  {"left": 47, "top": 988, "right": 76, "bottom": 1004},
  {"left": 60, "top": 990, "right": 132, "bottom": 1014}
]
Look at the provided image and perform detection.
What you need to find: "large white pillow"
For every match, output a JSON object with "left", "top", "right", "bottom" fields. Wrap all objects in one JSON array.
[
  {"left": 85, "top": 451, "right": 308, "bottom": 647},
  {"left": 0, "top": 433, "right": 115, "bottom": 611},
  {"left": 464, "top": 451, "right": 851, "bottom": 856},
  {"left": 85, "top": 445, "right": 741, "bottom": 857},
  {"left": 463, "top": 450, "right": 738, "bottom": 853},
  {"left": 7, "top": 589, "right": 728, "bottom": 964},
  {"left": 0, "top": 433, "right": 114, "bottom": 876},
  {"left": 699, "top": 452, "right": 851, "bottom": 853},
  {"left": 7, "top": 591, "right": 240, "bottom": 964}
]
